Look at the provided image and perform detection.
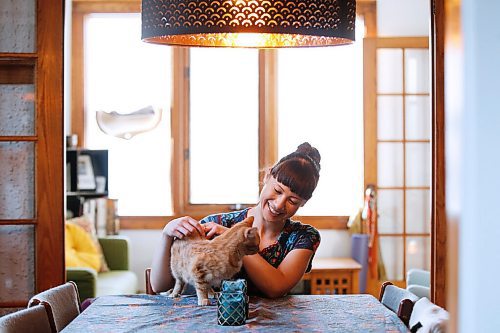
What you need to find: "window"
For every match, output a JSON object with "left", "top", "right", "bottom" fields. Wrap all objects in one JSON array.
[
  {"left": 84, "top": 13, "right": 172, "bottom": 216},
  {"left": 276, "top": 27, "right": 364, "bottom": 216},
  {"left": 182, "top": 19, "right": 365, "bottom": 218},
  {"left": 76, "top": 6, "right": 371, "bottom": 228},
  {"left": 189, "top": 48, "right": 259, "bottom": 205}
]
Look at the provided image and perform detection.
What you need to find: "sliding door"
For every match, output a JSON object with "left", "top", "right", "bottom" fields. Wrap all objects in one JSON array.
[
  {"left": 364, "top": 37, "right": 431, "bottom": 293},
  {"left": 0, "top": 0, "right": 64, "bottom": 315}
]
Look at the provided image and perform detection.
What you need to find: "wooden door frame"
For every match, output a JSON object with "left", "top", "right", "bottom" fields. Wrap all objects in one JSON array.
[
  {"left": 430, "top": 0, "right": 446, "bottom": 308},
  {"left": 36, "top": 0, "right": 65, "bottom": 292}
]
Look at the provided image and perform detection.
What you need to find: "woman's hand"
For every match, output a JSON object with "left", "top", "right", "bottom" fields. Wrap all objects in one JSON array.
[
  {"left": 163, "top": 216, "right": 205, "bottom": 239},
  {"left": 202, "top": 222, "right": 228, "bottom": 239}
]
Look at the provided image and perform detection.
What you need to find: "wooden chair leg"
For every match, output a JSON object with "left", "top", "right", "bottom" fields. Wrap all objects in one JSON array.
[{"left": 145, "top": 268, "right": 156, "bottom": 295}]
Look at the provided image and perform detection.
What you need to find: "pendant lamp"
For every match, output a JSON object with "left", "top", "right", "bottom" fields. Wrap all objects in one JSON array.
[{"left": 141, "top": 0, "right": 356, "bottom": 48}]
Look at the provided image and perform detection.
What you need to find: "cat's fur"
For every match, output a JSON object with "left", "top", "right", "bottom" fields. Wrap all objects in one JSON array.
[{"left": 168, "top": 216, "right": 260, "bottom": 305}]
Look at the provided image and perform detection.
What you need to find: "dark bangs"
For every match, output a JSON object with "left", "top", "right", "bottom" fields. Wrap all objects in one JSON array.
[{"left": 271, "top": 158, "right": 318, "bottom": 200}]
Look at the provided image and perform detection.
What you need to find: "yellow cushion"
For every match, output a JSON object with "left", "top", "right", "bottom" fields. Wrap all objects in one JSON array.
[
  {"left": 66, "top": 215, "right": 110, "bottom": 272},
  {"left": 65, "top": 223, "right": 101, "bottom": 271}
]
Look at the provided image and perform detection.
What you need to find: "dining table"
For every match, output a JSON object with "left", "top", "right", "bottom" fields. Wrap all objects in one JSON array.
[{"left": 62, "top": 294, "right": 409, "bottom": 332}]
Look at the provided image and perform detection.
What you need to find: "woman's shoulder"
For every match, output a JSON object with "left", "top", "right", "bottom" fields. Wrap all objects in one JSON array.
[
  {"left": 286, "top": 219, "right": 320, "bottom": 238},
  {"left": 200, "top": 208, "right": 250, "bottom": 227},
  {"left": 283, "top": 219, "right": 321, "bottom": 251}
]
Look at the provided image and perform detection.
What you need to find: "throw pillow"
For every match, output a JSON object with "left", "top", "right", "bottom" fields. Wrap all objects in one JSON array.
[
  {"left": 66, "top": 215, "right": 110, "bottom": 272},
  {"left": 65, "top": 222, "right": 101, "bottom": 271},
  {"left": 409, "top": 297, "right": 449, "bottom": 333}
]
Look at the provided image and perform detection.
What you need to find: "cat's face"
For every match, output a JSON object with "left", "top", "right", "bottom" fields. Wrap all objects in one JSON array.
[{"left": 241, "top": 227, "right": 260, "bottom": 255}]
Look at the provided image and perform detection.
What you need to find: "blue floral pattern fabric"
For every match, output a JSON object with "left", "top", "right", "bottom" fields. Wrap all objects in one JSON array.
[
  {"left": 62, "top": 294, "right": 410, "bottom": 332},
  {"left": 200, "top": 208, "right": 321, "bottom": 273}
]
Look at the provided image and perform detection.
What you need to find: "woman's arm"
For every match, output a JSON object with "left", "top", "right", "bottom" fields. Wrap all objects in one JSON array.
[
  {"left": 242, "top": 249, "right": 313, "bottom": 298},
  {"left": 150, "top": 233, "right": 175, "bottom": 293},
  {"left": 150, "top": 216, "right": 205, "bottom": 293}
]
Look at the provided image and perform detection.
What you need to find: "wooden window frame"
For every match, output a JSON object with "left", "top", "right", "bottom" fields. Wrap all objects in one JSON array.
[{"left": 71, "top": 1, "right": 374, "bottom": 230}]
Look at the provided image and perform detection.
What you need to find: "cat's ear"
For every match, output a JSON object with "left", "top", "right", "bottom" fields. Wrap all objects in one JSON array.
[
  {"left": 243, "top": 216, "right": 254, "bottom": 227},
  {"left": 245, "top": 227, "right": 258, "bottom": 240}
]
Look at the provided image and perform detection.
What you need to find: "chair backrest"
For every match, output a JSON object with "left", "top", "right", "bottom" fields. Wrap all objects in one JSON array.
[
  {"left": 145, "top": 268, "right": 158, "bottom": 295},
  {"left": 28, "top": 281, "right": 81, "bottom": 332},
  {"left": 406, "top": 269, "right": 431, "bottom": 287},
  {"left": 0, "top": 304, "right": 54, "bottom": 333},
  {"left": 379, "top": 281, "right": 419, "bottom": 327}
]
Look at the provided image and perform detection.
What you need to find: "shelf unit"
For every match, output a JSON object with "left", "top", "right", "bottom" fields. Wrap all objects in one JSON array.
[{"left": 66, "top": 148, "right": 108, "bottom": 217}]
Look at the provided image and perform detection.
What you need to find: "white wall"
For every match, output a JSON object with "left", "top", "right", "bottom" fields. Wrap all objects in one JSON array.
[
  {"left": 377, "top": 0, "right": 430, "bottom": 37},
  {"left": 122, "top": 229, "right": 352, "bottom": 293},
  {"left": 456, "top": 1, "right": 500, "bottom": 331}
]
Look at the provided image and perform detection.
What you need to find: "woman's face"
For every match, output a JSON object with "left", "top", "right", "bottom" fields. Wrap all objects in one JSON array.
[{"left": 259, "top": 175, "right": 307, "bottom": 223}]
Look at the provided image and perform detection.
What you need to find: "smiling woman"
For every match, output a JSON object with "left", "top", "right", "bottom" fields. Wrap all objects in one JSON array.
[{"left": 150, "top": 143, "right": 322, "bottom": 298}]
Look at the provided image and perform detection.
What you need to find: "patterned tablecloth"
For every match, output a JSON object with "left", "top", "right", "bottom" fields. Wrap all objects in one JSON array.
[{"left": 62, "top": 294, "right": 409, "bottom": 333}]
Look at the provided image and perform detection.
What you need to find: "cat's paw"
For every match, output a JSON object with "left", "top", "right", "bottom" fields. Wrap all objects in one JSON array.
[
  {"left": 198, "top": 298, "right": 210, "bottom": 306},
  {"left": 165, "top": 289, "right": 179, "bottom": 298}
]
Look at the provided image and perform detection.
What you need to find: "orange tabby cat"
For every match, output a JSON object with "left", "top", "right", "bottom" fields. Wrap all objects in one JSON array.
[{"left": 168, "top": 216, "right": 260, "bottom": 305}]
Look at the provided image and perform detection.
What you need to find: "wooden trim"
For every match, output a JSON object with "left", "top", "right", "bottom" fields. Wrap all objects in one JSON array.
[
  {"left": 0, "top": 62, "right": 34, "bottom": 84},
  {"left": 0, "top": 219, "right": 37, "bottom": 225},
  {"left": 71, "top": 11, "right": 85, "bottom": 147},
  {"left": 171, "top": 47, "right": 189, "bottom": 214},
  {"left": 375, "top": 37, "right": 429, "bottom": 48},
  {"left": 259, "top": 49, "right": 278, "bottom": 187},
  {"left": 378, "top": 186, "right": 430, "bottom": 190},
  {"left": 73, "top": 1, "right": 140, "bottom": 13},
  {"left": 120, "top": 215, "right": 349, "bottom": 230},
  {"left": 431, "top": 0, "right": 447, "bottom": 308},
  {"left": 0, "top": 53, "right": 38, "bottom": 59},
  {"left": 0, "top": 136, "right": 38, "bottom": 141},
  {"left": 0, "top": 301, "right": 28, "bottom": 308},
  {"left": 363, "top": 38, "right": 379, "bottom": 296},
  {"left": 36, "top": 0, "right": 65, "bottom": 291},
  {"left": 356, "top": 1, "right": 377, "bottom": 37},
  {"left": 377, "top": 92, "right": 430, "bottom": 96},
  {"left": 379, "top": 233, "right": 431, "bottom": 237},
  {"left": 377, "top": 139, "right": 431, "bottom": 143},
  {"left": 363, "top": 38, "right": 377, "bottom": 188}
]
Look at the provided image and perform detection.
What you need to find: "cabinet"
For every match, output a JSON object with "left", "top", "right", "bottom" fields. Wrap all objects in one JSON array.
[
  {"left": 66, "top": 149, "right": 108, "bottom": 217},
  {"left": 302, "top": 258, "right": 362, "bottom": 295}
]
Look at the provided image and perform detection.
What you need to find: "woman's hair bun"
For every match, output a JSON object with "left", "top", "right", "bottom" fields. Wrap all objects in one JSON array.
[{"left": 296, "top": 142, "right": 321, "bottom": 167}]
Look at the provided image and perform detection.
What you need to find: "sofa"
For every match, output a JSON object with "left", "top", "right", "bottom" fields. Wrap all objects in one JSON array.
[{"left": 67, "top": 236, "right": 138, "bottom": 301}]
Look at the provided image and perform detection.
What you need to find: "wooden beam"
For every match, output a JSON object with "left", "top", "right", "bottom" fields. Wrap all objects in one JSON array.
[{"left": 431, "top": 0, "right": 447, "bottom": 309}]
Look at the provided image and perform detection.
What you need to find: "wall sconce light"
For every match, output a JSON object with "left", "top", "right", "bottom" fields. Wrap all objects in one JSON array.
[
  {"left": 141, "top": 0, "right": 356, "bottom": 48},
  {"left": 96, "top": 106, "right": 162, "bottom": 140}
]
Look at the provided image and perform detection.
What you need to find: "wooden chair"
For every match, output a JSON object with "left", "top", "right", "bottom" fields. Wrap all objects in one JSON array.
[
  {"left": 145, "top": 268, "right": 158, "bottom": 295},
  {"left": 0, "top": 304, "right": 54, "bottom": 333},
  {"left": 379, "top": 281, "right": 419, "bottom": 327},
  {"left": 28, "top": 281, "right": 81, "bottom": 332}
]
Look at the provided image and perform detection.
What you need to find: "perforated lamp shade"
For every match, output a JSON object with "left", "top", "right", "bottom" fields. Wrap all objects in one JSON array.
[{"left": 141, "top": 0, "right": 356, "bottom": 48}]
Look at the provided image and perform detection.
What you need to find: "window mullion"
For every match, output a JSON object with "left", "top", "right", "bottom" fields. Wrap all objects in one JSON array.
[
  {"left": 258, "top": 49, "right": 278, "bottom": 191},
  {"left": 172, "top": 47, "right": 189, "bottom": 215}
]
